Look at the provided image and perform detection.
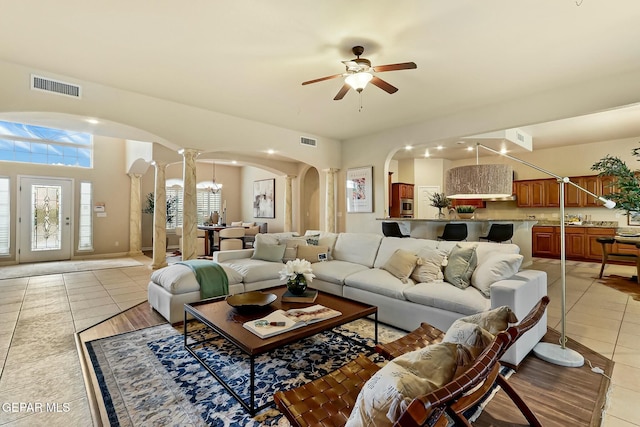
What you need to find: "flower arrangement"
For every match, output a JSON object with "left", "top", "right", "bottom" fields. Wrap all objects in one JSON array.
[
  {"left": 429, "top": 192, "right": 451, "bottom": 209},
  {"left": 279, "top": 258, "right": 315, "bottom": 283}
]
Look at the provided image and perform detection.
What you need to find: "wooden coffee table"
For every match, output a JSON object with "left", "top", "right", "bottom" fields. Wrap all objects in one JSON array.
[{"left": 183, "top": 286, "right": 378, "bottom": 415}]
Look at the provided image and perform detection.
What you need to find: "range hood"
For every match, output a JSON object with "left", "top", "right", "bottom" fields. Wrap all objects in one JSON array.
[{"left": 482, "top": 195, "right": 517, "bottom": 202}]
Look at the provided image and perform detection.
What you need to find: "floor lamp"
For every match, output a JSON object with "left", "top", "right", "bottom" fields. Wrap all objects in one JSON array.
[{"left": 447, "top": 143, "right": 616, "bottom": 367}]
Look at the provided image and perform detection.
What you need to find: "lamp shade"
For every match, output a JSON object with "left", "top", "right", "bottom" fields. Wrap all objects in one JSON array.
[
  {"left": 446, "top": 164, "right": 513, "bottom": 199},
  {"left": 345, "top": 72, "right": 373, "bottom": 92}
]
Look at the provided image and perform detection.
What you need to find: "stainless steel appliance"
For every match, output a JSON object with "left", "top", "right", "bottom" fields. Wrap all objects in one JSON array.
[{"left": 400, "top": 198, "right": 413, "bottom": 217}]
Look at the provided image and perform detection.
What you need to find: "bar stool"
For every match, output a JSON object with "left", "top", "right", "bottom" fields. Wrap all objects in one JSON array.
[
  {"left": 437, "top": 223, "right": 468, "bottom": 241},
  {"left": 480, "top": 224, "right": 514, "bottom": 243},
  {"left": 382, "top": 222, "right": 409, "bottom": 238}
]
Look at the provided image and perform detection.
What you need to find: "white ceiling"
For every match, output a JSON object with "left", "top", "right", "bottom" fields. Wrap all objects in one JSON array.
[{"left": 1, "top": 1, "right": 640, "bottom": 161}]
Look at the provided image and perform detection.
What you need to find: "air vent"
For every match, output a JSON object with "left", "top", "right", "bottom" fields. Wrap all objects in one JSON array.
[
  {"left": 300, "top": 136, "right": 317, "bottom": 147},
  {"left": 31, "top": 74, "right": 81, "bottom": 98}
]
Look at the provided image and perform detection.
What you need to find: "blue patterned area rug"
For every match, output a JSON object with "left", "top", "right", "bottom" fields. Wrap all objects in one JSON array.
[{"left": 86, "top": 320, "right": 511, "bottom": 426}]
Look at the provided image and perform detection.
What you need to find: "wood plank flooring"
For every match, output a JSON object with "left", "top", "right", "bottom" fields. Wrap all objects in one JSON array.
[{"left": 77, "top": 303, "right": 612, "bottom": 426}]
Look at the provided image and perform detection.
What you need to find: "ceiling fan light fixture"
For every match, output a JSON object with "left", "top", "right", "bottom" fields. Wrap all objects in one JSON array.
[{"left": 345, "top": 72, "right": 373, "bottom": 92}]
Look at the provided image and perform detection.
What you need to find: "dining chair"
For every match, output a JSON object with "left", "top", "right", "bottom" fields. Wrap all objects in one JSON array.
[{"left": 218, "top": 227, "right": 245, "bottom": 251}]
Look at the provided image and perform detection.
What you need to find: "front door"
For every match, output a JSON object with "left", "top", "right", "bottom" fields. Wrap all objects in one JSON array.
[
  {"left": 18, "top": 176, "right": 73, "bottom": 263},
  {"left": 417, "top": 185, "right": 441, "bottom": 219}
]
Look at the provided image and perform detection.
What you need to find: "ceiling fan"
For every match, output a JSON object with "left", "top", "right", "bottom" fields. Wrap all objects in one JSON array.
[{"left": 302, "top": 46, "right": 417, "bottom": 100}]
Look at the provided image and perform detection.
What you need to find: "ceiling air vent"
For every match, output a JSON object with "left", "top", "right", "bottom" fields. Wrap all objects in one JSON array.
[
  {"left": 300, "top": 136, "right": 317, "bottom": 147},
  {"left": 31, "top": 74, "right": 82, "bottom": 99}
]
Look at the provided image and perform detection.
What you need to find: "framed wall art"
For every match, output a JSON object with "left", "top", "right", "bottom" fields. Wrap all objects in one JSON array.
[
  {"left": 346, "top": 166, "right": 373, "bottom": 213},
  {"left": 253, "top": 178, "right": 275, "bottom": 218}
]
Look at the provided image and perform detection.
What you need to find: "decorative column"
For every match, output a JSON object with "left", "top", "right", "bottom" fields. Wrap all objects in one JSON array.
[
  {"left": 128, "top": 173, "right": 143, "bottom": 256},
  {"left": 151, "top": 161, "right": 168, "bottom": 269},
  {"left": 284, "top": 175, "right": 295, "bottom": 232},
  {"left": 181, "top": 149, "right": 199, "bottom": 261},
  {"left": 325, "top": 168, "right": 338, "bottom": 233}
]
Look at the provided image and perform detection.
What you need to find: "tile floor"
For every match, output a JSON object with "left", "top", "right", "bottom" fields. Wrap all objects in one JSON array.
[{"left": 0, "top": 256, "right": 637, "bottom": 426}]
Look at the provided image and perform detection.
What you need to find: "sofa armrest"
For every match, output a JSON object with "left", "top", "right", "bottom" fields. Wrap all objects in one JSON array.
[
  {"left": 490, "top": 269, "right": 548, "bottom": 368},
  {"left": 213, "top": 248, "right": 254, "bottom": 263}
]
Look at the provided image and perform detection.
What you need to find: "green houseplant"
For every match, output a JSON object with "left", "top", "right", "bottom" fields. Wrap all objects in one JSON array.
[
  {"left": 456, "top": 205, "right": 476, "bottom": 219},
  {"left": 591, "top": 145, "right": 640, "bottom": 213},
  {"left": 143, "top": 192, "right": 178, "bottom": 226}
]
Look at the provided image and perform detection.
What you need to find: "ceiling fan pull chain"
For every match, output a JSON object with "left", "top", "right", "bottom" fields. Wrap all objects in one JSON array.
[{"left": 359, "top": 92, "right": 364, "bottom": 112}]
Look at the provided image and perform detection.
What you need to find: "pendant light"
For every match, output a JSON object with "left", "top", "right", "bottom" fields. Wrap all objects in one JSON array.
[{"left": 210, "top": 161, "right": 222, "bottom": 194}]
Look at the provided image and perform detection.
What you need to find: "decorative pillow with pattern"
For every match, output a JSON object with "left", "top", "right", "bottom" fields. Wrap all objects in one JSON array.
[
  {"left": 454, "top": 305, "right": 518, "bottom": 335},
  {"left": 345, "top": 342, "right": 462, "bottom": 426},
  {"left": 296, "top": 245, "right": 330, "bottom": 263},
  {"left": 411, "top": 247, "right": 447, "bottom": 283},
  {"left": 443, "top": 243, "right": 478, "bottom": 289}
]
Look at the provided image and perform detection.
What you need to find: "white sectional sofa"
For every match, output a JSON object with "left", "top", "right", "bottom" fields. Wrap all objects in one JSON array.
[{"left": 147, "top": 231, "right": 547, "bottom": 367}]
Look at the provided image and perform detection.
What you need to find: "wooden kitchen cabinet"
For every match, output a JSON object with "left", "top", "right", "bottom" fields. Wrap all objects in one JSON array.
[
  {"left": 515, "top": 174, "right": 618, "bottom": 208},
  {"left": 532, "top": 226, "right": 558, "bottom": 257},
  {"left": 586, "top": 227, "right": 616, "bottom": 260},
  {"left": 564, "top": 177, "right": 584, "bottom": 207},
  {"left": 516, "top": 180, "right": 545, "bottom": 207},
  {"left": 564, "top": 227, "right": 586, "bottom": 259},
  {"left": 533, "top": 226, "right": 628, "bottom": 261},
  {"left": 390, "top": 183, "right": 414, "bottom": 217},
  {"left": 544, "top": 179, "right": 560, "bottom": 207}
]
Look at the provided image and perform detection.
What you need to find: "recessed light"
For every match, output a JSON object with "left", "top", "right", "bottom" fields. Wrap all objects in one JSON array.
[
  {"left": 467, "top": 146, "right": 474, "bottom": 151},
  {"left": 500, "top": 148, "right": 508, "bottom": 154},
  {"left": 231, "top": 160, "right": 237, "bottom": 164},
  {"left": 436, "top": 145, "right": 444, "bottom": 150},
  {"left": 86, "top": 118, "right": 99, "bottom": 124},
  {"left": 405, "top": 145, "right": 413, "bottom": 151},
  {"left": 267, "top": 149, "right": 275, "bottom": 155},
  {"left": 424, "top": 149, "right": 430, "bottom": 158}
]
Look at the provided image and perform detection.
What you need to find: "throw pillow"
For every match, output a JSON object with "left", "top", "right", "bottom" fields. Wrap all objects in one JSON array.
[
  {"left": 230, "top": 221, "right": 243, "bottom": 227},
  {"left": 471, "top": 253, "right": 524, "bottom": 297},
  {"left": 345, "top": 342, "right": 461, "bottom": 426},
  {"left": 280, "top": 237, "right": 308, "bottom": 262},
  {"left": 242, "top": 222, "right": 255, "bottom": 227},
  {"left": 455, "top": 305, "right": 519, "bottom": 335},
  {"left": 305, "top": 234, "right": 321, "bottom": 246},
  {"left": 251, "top": 243, "right": 286, "bottom": 262},
  {"left": 411, "top": 247, "right": 447, "bottom": 283},
  {"left": 296, "top": 245, "right": 329, "bottom": 263},
  {"left": 444, "top": 244, "right": 478, "bottom": 289},
  {"left": 443, "top": 320, "right": 494, "bottom": 348},
  {"left": 382, "top": 249, "right": 420, "bottom": 284}
]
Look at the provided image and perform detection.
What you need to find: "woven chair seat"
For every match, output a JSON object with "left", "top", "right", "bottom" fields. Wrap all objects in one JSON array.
[
  {"left": 374, "top": 322, "right": 445, "bottom": 360},
  {"left": 273, "top": 354, "right": 381, "bottom": 427}
]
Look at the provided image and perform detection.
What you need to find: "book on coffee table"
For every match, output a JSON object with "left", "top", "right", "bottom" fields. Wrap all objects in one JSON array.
[
  {"left": 281, "top": 289, "right": 318, "bottom": 303},
  {"left": 243, "top": 304, "right": 341, "bottom": 339}
]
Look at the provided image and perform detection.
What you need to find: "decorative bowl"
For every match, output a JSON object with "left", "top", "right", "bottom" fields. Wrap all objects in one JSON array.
[{"left": 226, "top": 291, "right": 277, "bottom": 311}]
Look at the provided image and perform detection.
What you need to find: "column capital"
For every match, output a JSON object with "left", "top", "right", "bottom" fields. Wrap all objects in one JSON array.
[
  {"left": 323, "top": 168, "right": 340, "bottom": 174},
  {"left": 180, "top": 148, "right": 200, "bottom": 161}
]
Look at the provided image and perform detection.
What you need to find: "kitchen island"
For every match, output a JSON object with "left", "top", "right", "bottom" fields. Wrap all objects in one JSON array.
[{"left": 378, "top": 217, "right": 538, "bottom": 266}]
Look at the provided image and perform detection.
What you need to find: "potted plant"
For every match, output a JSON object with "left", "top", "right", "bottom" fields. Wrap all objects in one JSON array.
[
  {"left": 591, "top": 145, "right": 640, "bottom": 213},
  {"left": 143, "top": 192, "right": 178, "bottom": 226},
  {"left": 456, "top": 205, "right": 476, "bottom": 219},
  {"left": 429, "top": 192, "right": 451, "bottom": 219},
  {"left": 279, "top": 258, "right": 316, "bottom": 295}
]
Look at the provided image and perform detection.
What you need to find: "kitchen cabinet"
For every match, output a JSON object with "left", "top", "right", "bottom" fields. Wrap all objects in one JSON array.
[
  {"left": 533, "top": 226, "right": 633, "bottom": 261},
  {"left": 516, "top": 180, "right": 545, "bottom": 207},
  {"left": 450, "top": 199, "right": 486, "bottom": 208},
  {"left": 565, "top": 227, "right": 586, "bottom": 259},
  {"left": 515, "top": 174, "right": 618, "bottom": 208},
  {"left": 390, "top": 183, "right": 414, "bottom": 217},
  {"left": 586, "top": 227, "right": 616, "bottom": 260},
  {"left": 532, "top": 226, "right": 557, "bottom": 256}
]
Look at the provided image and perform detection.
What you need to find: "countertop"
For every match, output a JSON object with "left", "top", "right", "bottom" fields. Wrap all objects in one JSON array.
[
  {"left": 533, "top": 220, "right": 619, "bottom": 228},
  {"left": 379, "top": 217, "right": 538, "bottom": 222}
]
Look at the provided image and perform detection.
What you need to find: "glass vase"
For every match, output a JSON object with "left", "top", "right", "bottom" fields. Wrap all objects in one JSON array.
[
  {"left": 287, "top": 274, "right": 307, "bottom": 295},
  {"left": 437, "top": 208, "right": 446, "bottom": 219}
]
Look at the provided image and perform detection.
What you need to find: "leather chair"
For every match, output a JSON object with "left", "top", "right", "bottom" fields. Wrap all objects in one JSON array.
[
  {"left": 382, "top": 221, "right": 410, "bottom": 238},
  {"left": 218, "top": 227, "right": 245, "bottom": 251},
  {"left": 437, "top": 223, "right": 468, "bottom": 241},
  {"left": 480, "top": 223, "right": 514, "bottom": 243}
]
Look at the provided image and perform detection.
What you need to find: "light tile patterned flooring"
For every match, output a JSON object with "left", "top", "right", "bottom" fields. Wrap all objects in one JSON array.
[{"left": 0, "top": 256, "right": 638, "bottom": 425}]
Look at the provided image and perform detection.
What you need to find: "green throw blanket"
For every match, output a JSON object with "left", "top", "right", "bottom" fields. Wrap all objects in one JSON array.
[{"left": 177, "top": 260, "right": 229, "bottom": 299}]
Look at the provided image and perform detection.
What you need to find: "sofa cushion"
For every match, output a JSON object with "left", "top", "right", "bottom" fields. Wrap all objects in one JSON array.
[
  {"left": 242, "top": 222, "right": 255, "bottom": 227},
  {"left": 219, "top": 258, "right": 283, "bottom": 284},
  {"left": 460, "top": 241, "right": 520, "bottom": 264},
  {"left": 346, "top": 343, "right": 460, "bottom": 426},
  {"left": 444, "top": 244, "right": 478, "bottom": 289},
  {"left": 404, "top": 282, "right": 490, "bottom": 316},
  {"left": 382, "top": 249, "right": 419, "bottom": 284},
  {"left": 411, "top": 247, "right": 447, "bottom": 283},
  {"left": 344, "top": 268, "right": 413, "bottom": 300},
  {"left": 150, "top": 263, "right": 243, "bottom": 295},
  {"left": 374, "top": 237, "right": 438, "bottom": 268},
  {"left": 332, "top": 233, "right": 383, "bottom": 267},
  {"left": 252, "top": 243, "right": 286, "bottom": 262},
  {"left": 297, "top": 244, "right": 330, "bottom": 263},
  {"left": 311, "top": 260, "right": 370, "bottom": 286},
  {"left": 230, "top": 221, "right": 243, "bottom": 227},
  {"left": 471, "top": 253, "right": 524, "bottom": 297}
]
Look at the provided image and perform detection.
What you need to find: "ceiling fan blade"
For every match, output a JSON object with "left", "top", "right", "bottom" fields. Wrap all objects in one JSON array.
[
  {"left": 373, "top": 62, "right": 417, "bottom": 72},
  {"left": 302, "top": 74, "right": 343, "bottom": 85},
  {"left": 370, "top": 76, "right": 398, "bottom": 94},
  {"left": 333, "top": 84, "right": 350, "bottom": 100}
]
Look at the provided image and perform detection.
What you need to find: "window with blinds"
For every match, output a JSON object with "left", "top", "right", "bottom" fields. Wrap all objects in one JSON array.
[
  {"left": 0, "top": 177, "right": 9, "bottom": 255},
  {"left": 165, "top": 187, "right": 221, "bottom": 229},
  {"left": 78, "top": 181, "right": 93, "bottom": 250}
]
